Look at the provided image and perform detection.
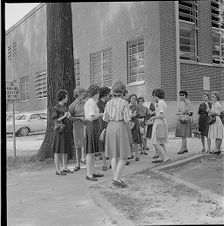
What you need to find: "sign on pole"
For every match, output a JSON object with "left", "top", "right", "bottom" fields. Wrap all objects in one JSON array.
[
  {"left": 6, "top": 81, "right": 21, "bottom": 102},
  {"left": 6, "top": 81, "right": 21, "bottom": 159}
]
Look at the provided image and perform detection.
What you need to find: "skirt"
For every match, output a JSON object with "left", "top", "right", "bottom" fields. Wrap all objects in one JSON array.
[
  {"left": 146, "top": 124, "right": 153, "bottom": 138},
  {"left": 175, "top": 119, "right": 192, "bottom": 138},
  {"left": 85, "top": 119, "right": 100, "bottom": 154},
  {"left": 72, "top": 121, "right": 85, "bottom": 148},
  {"left": 151, "top": 119, "right": 168, "bottom": 145},
  {"left": 131, "top": 119, "right": 142, "bottom": 144},
  {"left": 105, "top": 121, "right": 132, "bottom": 159},
  {"left": 208, "top": 116, "right": 224, "bottom": 139},
  {"left": 124, "top": 122, "right": 133, "bottom": 145},
  {"left": 53, "top": 130, "right": 73, "bottom": 154},
  {"left": 198, "top": 116, "right": 209, "bottom": 137}
]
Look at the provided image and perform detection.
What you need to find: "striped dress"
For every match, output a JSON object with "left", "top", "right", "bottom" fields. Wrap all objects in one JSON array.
[{"left": 103, "top": 97, "right": 132, "bottom": 159}]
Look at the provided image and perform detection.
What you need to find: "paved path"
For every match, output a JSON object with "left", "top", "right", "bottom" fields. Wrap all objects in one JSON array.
[{"left": 7, "top": 134, "right": 223, "bottom": 226}]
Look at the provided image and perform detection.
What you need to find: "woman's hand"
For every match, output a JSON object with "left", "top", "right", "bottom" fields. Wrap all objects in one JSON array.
[{"left": 64, "top": 112, "right": 69, "bottom": 118}]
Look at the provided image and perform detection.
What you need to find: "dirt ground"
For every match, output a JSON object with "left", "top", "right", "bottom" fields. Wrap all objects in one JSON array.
[{"left": 92, "top": 155, "right": 224, "bottom": 225}]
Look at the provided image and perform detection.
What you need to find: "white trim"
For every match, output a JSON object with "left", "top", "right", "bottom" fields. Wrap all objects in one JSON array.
[
  {"left": 36, "top": 97, "right": 47, "bottom": 100},
  {"left": 175, "top": 1, "right": 181, "bottom": 102},
  {"left": 127, "top": 80, "right": 145, "bottom": 87},
  {"left": 20, "top": 99, "right": 30, "bottom": 103},
  {"left": 180, "top": 59, "right": 224, "bottom": 68}
]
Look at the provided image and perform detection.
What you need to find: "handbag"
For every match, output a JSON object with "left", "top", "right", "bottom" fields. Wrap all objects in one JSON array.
[
  {"left": 53, "top": 120, "right": 65, "bottom": 132},
  {"left": 180, "top": 114, "right": 190, "bottom": 123},
  {"left": 156, "top": 121, "right": 167, "bottom": 139},
  {"left": 145, "top": 118, "right": 154, "bottom": 125},
  {"left": 99, "top": 129, "right": 106, "bottom": 142},
  {"left": 208, "top": 114, "right": 216, "bottom": 125}
]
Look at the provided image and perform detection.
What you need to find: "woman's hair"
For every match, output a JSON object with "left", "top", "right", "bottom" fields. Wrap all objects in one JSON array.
[
  {"left": 86, "top": 84, "right": 100, "bottom": 97},
  {"left": 73, "top": 87, "right": 86, "bottom": 99},
  {"left": 179, "top": 90, "right": 188, "bottom": 98},
  {"left": 153, "top": 88, "right": 165, "bottom": 99},
  {"left": 112, "top": 81, "right": 126, "bottom": 97},
  {"left": 57, "top": 89, "right": 68, "bottom": 101},
  {"left": 99, "top": 86, "right": 111, "bottom": 99},
  {"left": 137, "top": 96, "right": 145, "bottom": 103},
  {"left": 128, "top": 94, "right": 137, "bottom": 103},
  {"left": 211, "top": 91, "right": 220, "bottom": 101},
  {"left": 202, "top": 90, "right": 210, "bottom": 98}
]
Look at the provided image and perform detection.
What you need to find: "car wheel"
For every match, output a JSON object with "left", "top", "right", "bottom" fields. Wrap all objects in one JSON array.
[{"left": 18, "top": 127, "right": 30, "bottom": 136}]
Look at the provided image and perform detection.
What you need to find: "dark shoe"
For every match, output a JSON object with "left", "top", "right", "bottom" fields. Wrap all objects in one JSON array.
[
  {"left": 92, "top": 173, "right": 104, "bottom": 177},
  {"left": 152, "top": 159, "right": 163, "bottom": 163},
  {"left": 73, "top": 166, "right": 80, "bottom": 172},
  {"left": 201, "top": 148, "right": 206, "bottom": 153},
  {"left": 144, "top": 152, "right": 148, "bottom": 155},
  {"left": 112, "top": 180, "right": 127, "bottom": 188},
  {"left": 86, "top": 175, "right": 97, "bottom": 181},
  {"left": 128, "top": 155, "right": 134, "bottom": 159},
  {"left": 109, "top": 164, "right": 112, "bottom": 169},
  {"left": 146, "top": 147, "right": 150, "bottom": 150},
  {"left": 140, "top": 151, "right": 144, "bottom": 155},
  {"left": 56, "top": 171, "right": 66, "bottom": 176},
  {"left": 184, "top": 149, "right": 188, "bottom": 153},
  {"left": 212, "top": 150, "right": 221, "bottom": 155},
  {"left": 152, "top": 155, "right": 159, "bottom": 159},
  {"left": 177, "top": 150, "right": 185, "bottom": 154},
  {"left": 81, "top": 160, "right": 86, "bottom": 164},
  {"left": 62, "top": 169, "right": 74, "bottom": 173},
  {"left": 125, "top": 161, "right": 130, "bottom": 166},
  {"left": 135, "top": 157, "right": 139, "bottom": 161},
  {"left": 102, "top": 165, "right": 107, "bottom": 171}
]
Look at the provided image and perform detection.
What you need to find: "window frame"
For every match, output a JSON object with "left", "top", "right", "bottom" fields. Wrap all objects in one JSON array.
[
  {"left": 35, "top": 71, "right": 47, "bottom": 99},
  {"left": 20, "top": 76, "right": 29, "bottom": 101}
]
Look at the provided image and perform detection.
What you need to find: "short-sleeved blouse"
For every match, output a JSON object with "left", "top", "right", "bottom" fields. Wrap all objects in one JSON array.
[
  {"left": 177, "top": 99, "right": 191, "bottom": 114},
  {"left": 84, "top": 98, "right": 99, "bottom": 120},
  {"left": 211, "top": 101, "right": 222, "bottom": 115},
  {"left": 103, "top": 97, "right": 131, "bottom": 123}
]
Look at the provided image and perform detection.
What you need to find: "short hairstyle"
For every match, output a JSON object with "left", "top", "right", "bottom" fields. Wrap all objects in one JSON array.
[
  {"left": 57, "top": 89, "right": 68, "bottom": 101},
  {"left": 112, "top": 81, "right": 126, "bottom": 97},
  {"left": 128, "top": 94, "right": 137, "bottom": 103},
  {"left": 86, "top": 84, "right": 100, "bottom": 97},
  {"left": 179, "top": 90, "right": 188, "bottom": 98},
  {"left": 211, "top": 91, "right": 221, "bottom": 101},
  {"left": 99, "top": 86, "right": 111, "bottom": 99},
  {"left": 73, "top": 87, "right": 86, "bottom": 99},
  {"left": 137, "top": 96, "right": 145, "bottom": 103},
  {"left": 153, "top": 88, "right": 165, "bottom": 99},
  {"left": 202, "top": 90, "right": 210, "bottom": 98}
]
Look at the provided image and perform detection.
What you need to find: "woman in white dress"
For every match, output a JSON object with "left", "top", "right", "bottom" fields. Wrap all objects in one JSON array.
[
  {"left": 150, "top": 89, "right": 170, "bottom": 163},
  {"left": 207, "top": 91, "right": 224, "bottom": 154}
]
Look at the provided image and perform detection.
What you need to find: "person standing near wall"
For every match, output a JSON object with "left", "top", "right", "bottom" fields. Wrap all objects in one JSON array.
[
  {"left": 207, "top": 91, "right": 224, "bottom": 154},
  {"left": 84, "top": 84, "right": 104, "bottom": 181},
  {"left": 175, "top": 90, "right": 193, "bottom": 154},
  {"left": 69, "top": 87, "right": 86, "bottom": 172},
  {"left": 52, "top": 89, "right": 74, "bottom": 175},
  {"left": 97, "top": 86, "right": 111, "bottom": 171},
  {"left": 150, "top": 88, "right": 170, "bottom": 163},
  {"left": 198, "top": 91, "right": 212, "bottom": 153},
  {"left": 103, "top": 81, "right": 132, "bottom": 188}
]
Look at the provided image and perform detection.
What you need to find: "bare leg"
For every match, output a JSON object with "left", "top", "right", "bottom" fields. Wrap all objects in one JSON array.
[
  {"left": 111, "top": 157, "right": 118, "bottom": 178},
  {"left": 101, "top": 152, "right": 107, "bottom": 168},
  {"left": 201, "top": 136, "right": 205, "bottom": 151},
  {"left": 86, "top": 153, "right": 92, "bottom": 177},
  {"left": 114, "top": 159, "right": 126, "bottom": 181},
  {"left": 76, "top": 148, "right": 82, "bottom": 168},
  {"left": 133, "top": 143, "right": 139, "bottom": 160},
  {"left": 91, "top": 153, "right": 95, "bottom": 174},
  {"left": 154, "top": 144, "right": 169, "bottom": 162},
  {"left": 62, "top": 153, "right": 68, "bottom": 170},
  {"left": 207, "top": 137, "right": 211, "bottom": 152},
  {"left": 54, "top": 153, "right": 60, "bottom": 172},
  {"left": 81, "top": 147, "right": 85, "bottom": 162},
  {"left": 215, "top": 138, "right": 222, "bottom": 152}
]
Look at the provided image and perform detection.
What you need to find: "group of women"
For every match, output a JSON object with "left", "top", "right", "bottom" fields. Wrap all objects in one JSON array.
[{"left": 51, "top": 81, "right": 224, "bottom": 188}]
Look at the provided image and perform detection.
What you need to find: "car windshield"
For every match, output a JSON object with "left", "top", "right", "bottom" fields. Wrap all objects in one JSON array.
[
  {"left": 15, "top": 115, "right": 27, "bottom": 120},
  {"left": 7, "top": 115, "right": 13, "bottom": 121}
]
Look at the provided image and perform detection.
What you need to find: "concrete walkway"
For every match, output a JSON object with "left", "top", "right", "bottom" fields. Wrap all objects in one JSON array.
[{"left": 7, "top": 135, "right": 223, "bottom": 226}]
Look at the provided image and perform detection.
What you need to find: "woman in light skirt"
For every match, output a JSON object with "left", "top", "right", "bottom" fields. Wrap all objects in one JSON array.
[
  {"left": 207, "top": 91, "right": 224, "bottom": 154},
  {"left": 103, "top": 81, "right": 132, "bottom": 188}
]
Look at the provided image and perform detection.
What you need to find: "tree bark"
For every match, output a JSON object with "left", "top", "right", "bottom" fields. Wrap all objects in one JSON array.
[{"left": 34, "top": 3, "right": 75, "bottom": 161}]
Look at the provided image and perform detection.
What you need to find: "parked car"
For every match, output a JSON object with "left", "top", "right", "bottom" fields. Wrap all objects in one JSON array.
[
  {"left": 6, "top": 111, "right": 20, "bottom": 121},
  {"left": 6, "top": 110, "right": 47, "bottom": 136}
]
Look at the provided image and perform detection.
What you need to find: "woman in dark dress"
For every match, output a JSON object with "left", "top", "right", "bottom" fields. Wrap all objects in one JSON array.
[
  {"left": 53, "top": 89, "right": 73, "bottom": 176},
  {"left": 198, "top": 91, "right": 212, "bottom": 153}
]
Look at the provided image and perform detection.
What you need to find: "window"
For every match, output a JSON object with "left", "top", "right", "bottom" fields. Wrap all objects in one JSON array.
[
  {"left": 20, "top": 76, "right": 29, "bottom": 101},
  {"left": 39, "top": 113, "right": 47, "bottom": 119},
  {"left": 90, "top": 48, "right": 112, "bottom": 87},
  {"left": 35, "top": 71, "right": 47, "bottom": 99},
  {"left": 74, "top": 58, "right": 80, "bottom": 87},
  {"left": 127, "top": 38, "right": 144, "bottom": 83},
  {"left": 30, "top": 114, "right": 40, "bottom": 120},
  {"left": 179, "top": 0, "right": 198, "bottom": 61},
  {"left": 7, "top": 45, "right": 11, "bottom": 63},
  {"left": 12, "top": 42, "right": 17, "bottom": 58},
  {"left": 211, "top": 0, "right": 224, "bottom": 64}
]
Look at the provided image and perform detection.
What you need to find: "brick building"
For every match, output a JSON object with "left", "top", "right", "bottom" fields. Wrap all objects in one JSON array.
[{"left": 5, "top": 1, "right": 224, "bottom": 128}]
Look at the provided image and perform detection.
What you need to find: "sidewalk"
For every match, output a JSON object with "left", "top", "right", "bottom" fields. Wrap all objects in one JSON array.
[{"left": 7, "top": 135, "right": 222, "bottom": 226}]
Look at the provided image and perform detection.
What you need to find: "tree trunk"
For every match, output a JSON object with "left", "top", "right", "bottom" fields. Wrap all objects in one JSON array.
[{"left": 34, "top": 3, "right": 75, "bottom": 161}]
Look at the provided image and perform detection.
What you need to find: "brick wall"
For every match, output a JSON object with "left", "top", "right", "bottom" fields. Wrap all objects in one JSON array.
[
  {"left": 159, "top": 1, "right": 177, "bottom": 101},
  {"left": 180, "top": 62, "right": 224, "bottom": 101},
  {"left": 71, "top": 2, "right": 161, "bottom": 102}
]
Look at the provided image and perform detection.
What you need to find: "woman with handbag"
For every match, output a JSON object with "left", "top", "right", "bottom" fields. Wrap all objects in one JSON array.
[
  {"left": 69, "top": 87, "right": 86, "bottom": 172},
  {"left": 207, "top": 91, "right": 224, "bottom": 154},
  {"left": 97, "top": 86, "right": 111, "bottom": 171},
  {"left": 198, "top": 91, "right": 212, "bottom": 153},
  {"left": 84, "top": 84, "right": 104, "bottom": 181},
  {"left": 52, "top": 89, "right": 74, "bottom": 176},
  {"left": 175, "top": 90, "right": 192, "bottom": 154},
  {"left": 103, "top": 81, "right": 132, "bottom": 188},
  {"left": 150, "top": 88, "right": 170, "bottom": 163}
]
